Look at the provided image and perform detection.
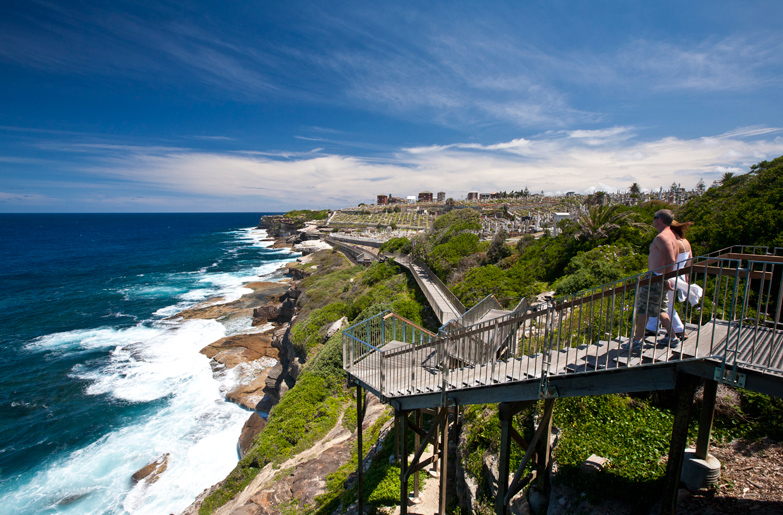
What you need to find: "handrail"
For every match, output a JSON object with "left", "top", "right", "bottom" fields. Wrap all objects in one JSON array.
[
  {"left": 411, "top": 258, "right": 467, "bottom": 315},
  {"left": 440, "top": 294, "right": 502, "bottom": 333}
]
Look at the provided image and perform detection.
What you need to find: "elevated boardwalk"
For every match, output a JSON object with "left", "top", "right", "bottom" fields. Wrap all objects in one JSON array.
[
  {"left": 345, "top": 246, "right": 783, "bottom": 515},
  {"left": 392, "top": 255, "right": 465, "bottom": 324}
]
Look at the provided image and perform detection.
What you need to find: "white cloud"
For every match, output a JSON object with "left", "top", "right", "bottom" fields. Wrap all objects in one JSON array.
[{"left": 58, "top": 125, "right": 783, "bottom": 208}]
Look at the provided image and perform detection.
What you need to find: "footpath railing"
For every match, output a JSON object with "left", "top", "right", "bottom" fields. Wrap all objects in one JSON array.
[
  {"left": 392, "top": 254, "right": 465, "bottom": 323},
  {"left": 344, "top": 246, "right": 783, "bottom": 401},
  {"left": 441, "top": 294, "right": 503, "bottom": 333},
  {"left": 343, "top": 311, "right": 439, "bottom": 398},
  {"left": 410, "top": 258, "right": 466, "bottom": 317}
]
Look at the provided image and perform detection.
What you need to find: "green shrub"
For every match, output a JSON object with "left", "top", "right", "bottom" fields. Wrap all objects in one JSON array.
[
  {"left": 284, "top": 209, "right": 329, "bottom": 221},
  {"left": 361, "top": 261, "right": 399, "bottom": 286},
  {"left": 290, "top": 302, "right": 349, "bottom": 355},
  {"left": 427, "top": 233, "right": 480, "bottom": 279},
  {"left": 553, "top": 395, "right": 678, "bottom": 506},
  {"left": 553, "top": 245, "right": 646, "bottom": 295},
  {"left": 379, "top": 237, "right": 411, "bottom": 254}
]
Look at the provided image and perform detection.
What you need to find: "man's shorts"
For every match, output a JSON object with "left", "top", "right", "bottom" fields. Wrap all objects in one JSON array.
[{"left": 636, "top": 278, "right": 669, "bottom": 316}]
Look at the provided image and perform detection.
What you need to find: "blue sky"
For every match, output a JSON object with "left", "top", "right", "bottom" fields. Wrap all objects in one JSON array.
[{"left": 1, "top": 1, "right": 782, "bottom": 212}]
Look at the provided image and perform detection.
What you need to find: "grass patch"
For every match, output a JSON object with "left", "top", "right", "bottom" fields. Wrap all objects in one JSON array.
[{"left": 553, "top": 395, "right": 677, "bottom": 508}]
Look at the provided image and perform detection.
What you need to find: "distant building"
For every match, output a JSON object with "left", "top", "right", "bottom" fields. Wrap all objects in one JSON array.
[
  {"left": 418, "top": 191, "right": 433, "bottom": 202},
  {"left": 389, "top": 196, "right": 406, "bottom": 204},
  {"left": 377, "top": 194, "right": 388, "bottom": 205},
  {"left": 437, "top": 191, "right": 446, "bottom": 202},
  {"left": 467, "top": 191, "right": 479, "bottom": 201},
  {"left": 406, "top": 195, "right": 417, "bottom": 203}
]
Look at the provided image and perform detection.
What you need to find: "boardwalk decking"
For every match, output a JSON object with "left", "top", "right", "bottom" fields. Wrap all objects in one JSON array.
[{"left": 347, "top": 320, "right": 783, "bottom": 408}]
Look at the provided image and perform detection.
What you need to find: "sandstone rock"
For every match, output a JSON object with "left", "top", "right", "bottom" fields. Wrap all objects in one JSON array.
[
  {"left": 483, "top": 452, "right": 500, "bottom": 497},
  {"left": 326, "top": 317, "right": 348, "bottom": 339},
  {"left": 509, "top": 489, "right": 533, "bottom": 514},
  {"left": 200, "top": 333, "right": 278, "bottom": 368},
  {"left": 238, "top": 413, "right": 267, "bottom": 459},
  {"left": 226, "top": 370, "right": 273, "bottom": 411},
  {"left": 252, "top": 305, "right": 280, "bottom": 325},
  {"left": 171, "top": 282, "right": 290, "bottom": 322},
  {"left": 132, "top": 453, "right": 169, "bottom": 484},
  {"left": 280, "top": 299, "right": 296, "bottom": 321},
  {"left": 229, "top": 503, "right": 263, "bottom": 515},
  {"left": 580, "top": 454, "right": 609, "bottom": 475}
]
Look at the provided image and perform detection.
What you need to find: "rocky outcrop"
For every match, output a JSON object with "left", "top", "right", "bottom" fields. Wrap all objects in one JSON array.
[
  {"left": 171, "top": 282, "right": 291, "bottom": 323},
  {"left": 132, "top": 454, "right": 170, "bottom": 484},
  {"left": 201, "top": 333, "right": 278, "bottom": 366},
  {"left": 256, "top": 216, "right": 305, "bottom": 238}
]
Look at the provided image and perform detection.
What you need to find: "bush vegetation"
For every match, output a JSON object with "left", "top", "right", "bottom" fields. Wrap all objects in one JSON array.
[{"left": 284, "top": 209, "right": 329, "bottom": 221}]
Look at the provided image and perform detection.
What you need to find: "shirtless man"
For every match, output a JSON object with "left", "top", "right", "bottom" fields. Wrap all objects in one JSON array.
[{"left": 629, "top": 209, "right": 679, "bottom": 348}]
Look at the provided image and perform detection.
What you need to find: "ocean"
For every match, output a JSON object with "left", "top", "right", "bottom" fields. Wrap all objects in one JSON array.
[{"left": 0, "top": 213, "right": 299, "bottom": 515}]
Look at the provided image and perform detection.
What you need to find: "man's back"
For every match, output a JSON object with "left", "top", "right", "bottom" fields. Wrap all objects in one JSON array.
[{"left": 649, "top": 226, "right": 678, "bottom": 272}]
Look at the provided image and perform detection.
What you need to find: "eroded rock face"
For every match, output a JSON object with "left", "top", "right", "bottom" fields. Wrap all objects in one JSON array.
[
  {"left": 201, "top": 333, "right": 278, "bottom": 366},
  {"left": 172, "top": 282, "right": 291, "bottom": 323},
  {"left": 238, "top": 413, "right": 267, "bottom": 459}
]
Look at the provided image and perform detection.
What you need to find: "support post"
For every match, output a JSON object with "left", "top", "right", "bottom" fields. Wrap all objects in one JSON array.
[
  {"left": 496, "top": 403, "right": 513, "bottom": 515},
  {"left": 400, "top": 410, "right": 408, "bottom": 515},
  {"left": 536, "top": 398, "right": 555, "bottom": 496},
  {"left": 394, "top": 411, "right": 401, "bottom": 462},
  {"left": 439, "top": 406, "right": 449, "bottom": 515},
  {"left": 413, "top": 409, "right": 421, "bottom": 502},
  {"left": 357, "top": 386, "right": 364, "bottom": 515},
  {"left": 661, "top": 372, "right": 699, "bottom": 515},
  {"left": 695, "top": 379, "right": 718, "bottom": 459}
]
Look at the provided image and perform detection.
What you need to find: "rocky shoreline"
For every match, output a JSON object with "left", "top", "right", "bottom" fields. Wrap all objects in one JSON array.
[{"left": 129, "top": 230, "right": 323, "bottom": 493}]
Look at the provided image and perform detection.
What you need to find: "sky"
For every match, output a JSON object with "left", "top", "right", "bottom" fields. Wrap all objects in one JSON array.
[{"left": 1, "top": 1, "right": 782, "bottom": 213}]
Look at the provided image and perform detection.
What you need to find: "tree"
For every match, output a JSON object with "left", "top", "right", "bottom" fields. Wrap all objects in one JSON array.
[
  {"left": 574, "top": 204, "right": 644, "bottom": 242},
  {"left": 629, "top": 183, "right": 641, "bottom": 196},
  {"left": 695, "top": 178, "right": 706, "bottom": 195},
  {"left": 720, "top": 172, "right": 735, "bottom": 185},
  {"left": 678, "top": 155, "right": 783, "bottom": 252},
  {"left": 586, "top": 191, "right": 606, "bottom": 206},
  {"left": 485, "top": 229, "right": 511, "bottom": 264}
]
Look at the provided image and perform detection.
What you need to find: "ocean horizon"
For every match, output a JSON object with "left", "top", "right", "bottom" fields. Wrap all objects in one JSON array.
[{"left": 0, "top": 213, "right": 299, "bottom": 515}]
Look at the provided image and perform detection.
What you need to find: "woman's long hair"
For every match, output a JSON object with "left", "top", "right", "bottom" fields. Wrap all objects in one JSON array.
[{"left": 670, "top": 220, "right": 693, "bottom": 239}]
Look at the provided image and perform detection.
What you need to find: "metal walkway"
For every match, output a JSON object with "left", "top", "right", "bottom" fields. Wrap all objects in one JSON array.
[
  {"left": 393, "top": 255, "right": 465, "bottom": 324},
  {"left": 345, "top": 246, "right": 783, "bottom": 515}
]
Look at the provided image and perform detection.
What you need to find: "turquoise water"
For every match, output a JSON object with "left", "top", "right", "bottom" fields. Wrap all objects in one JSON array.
[{"left": 0, "top": 213, "right": 298, "bottom": 514}]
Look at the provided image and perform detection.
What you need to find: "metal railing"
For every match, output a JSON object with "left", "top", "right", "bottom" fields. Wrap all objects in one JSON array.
[
  {"left": 344, "top": 246, "right": 783, "bottom": 400},
  {"left": 410, "top": 257, "right": 466, "bottom": 316},
  {"left": 439, "top": 294, "right": 503, "bottom": 334},
  {"left": 342, "top": 311, "right": 439, "bottom": 400},
  {"left": 391, "top": 254, "right": 466, "bottom": 323},
  {"left": 324, "top": 238, "right": 377, "bottom": 265}
]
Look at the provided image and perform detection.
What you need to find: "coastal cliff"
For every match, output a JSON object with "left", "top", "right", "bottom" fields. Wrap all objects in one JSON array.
[{"left": 256, "top": 215, "right": 305, "bottom": 238}]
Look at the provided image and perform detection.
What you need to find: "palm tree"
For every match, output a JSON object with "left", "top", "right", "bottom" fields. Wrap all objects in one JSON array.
[
  {"left": 629, "top": 183, "right": 641, "bottom": 196},
  {"left": 720, "top": 172, "right": 735, "bottom": 185},
  {"left": 575, "top": 204, "right": 645, "bottom": 241}
]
